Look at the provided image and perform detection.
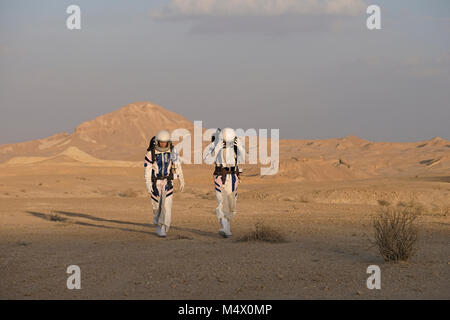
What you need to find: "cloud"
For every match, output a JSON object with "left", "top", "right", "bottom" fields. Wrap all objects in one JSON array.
[
  {"left": 152, "top": 0, "right": 366, "bottom": 18},
  {"left": 186, "top": 14, "right": 358, "bottom": 35}
]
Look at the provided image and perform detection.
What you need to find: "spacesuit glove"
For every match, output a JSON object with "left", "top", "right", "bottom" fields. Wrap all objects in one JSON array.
[{"left": 214, "top": 141, "right": 223, "bottom": 153}]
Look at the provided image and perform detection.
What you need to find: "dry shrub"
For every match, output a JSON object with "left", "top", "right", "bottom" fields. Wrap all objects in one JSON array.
[
  {"left": 372, "top": 206, "right": 419, "bottom": 262},
  {"left": 200, "top": 192, "right": 215, "bottom": 200},
  {"left": 439, "top": 205, "right": 449, "bottom": 217},
  {"left": 118, "top": 189, "right": 138, "bottom": 198},
  {"left": 173, "top": 234, "right": 193, "bottom": 240},
  {"left": 397, "top": 200, "right": 424, "bottom": 210},
  {"left": 377, "top": 199, "right": 391, "bottom": 206},
  {"left": 237, "top": 223, "right": 286, "bottom": 243},
  {"left": 298, "top": 195, "right": 311, "bottom": 203},
  {"left": 430, "top": 204, "right": 450, "bottom": 217}
]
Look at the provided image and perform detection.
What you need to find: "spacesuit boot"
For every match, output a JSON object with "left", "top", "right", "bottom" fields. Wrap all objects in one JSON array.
[
  {"left": 156, "top": 224, "right": 167, "bottom": 237},
  {"left": 218, "top": 217, "right": 232, "bottom": 238}
]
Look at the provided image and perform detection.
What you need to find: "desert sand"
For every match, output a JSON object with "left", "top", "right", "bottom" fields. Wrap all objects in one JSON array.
[{"left": 0, "top": 102, "right": 449, "bottom": 299}]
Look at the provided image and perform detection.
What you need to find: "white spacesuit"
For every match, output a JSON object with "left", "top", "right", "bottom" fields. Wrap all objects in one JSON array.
[
  {"left": 204, "top": 128, "right": 245, "bottom": 238},
  {"left": 144, "top": 130, "right": 185, "bottom": 237}
]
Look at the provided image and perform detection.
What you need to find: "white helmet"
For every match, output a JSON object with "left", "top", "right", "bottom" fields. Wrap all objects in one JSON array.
[
  {"left": 155, "top": 130, "right": 171, "bottom": 152},
  {"left": 221, "top": 128, "right": 236, "bottom": 143}
]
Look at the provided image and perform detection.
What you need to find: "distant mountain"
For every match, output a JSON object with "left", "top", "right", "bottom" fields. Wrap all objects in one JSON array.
[
  {"left": 1, "top": 101, "right": 449, "bottom": 181},
  {"left": 0, "top": 102, "right": 194, "bottom": 162}
]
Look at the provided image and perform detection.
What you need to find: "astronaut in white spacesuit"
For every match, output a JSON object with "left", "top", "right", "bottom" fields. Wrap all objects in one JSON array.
[
  {"left": 144, "top": 130, "right": 185, "bottom": 237},
  {"left": 204, "top": 128, "right": 245, "bottom": 238}
]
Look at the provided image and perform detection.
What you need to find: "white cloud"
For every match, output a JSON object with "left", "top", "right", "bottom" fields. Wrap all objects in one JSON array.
[{"left": 153, "top": 0, "right": 366, "bottom": 18}]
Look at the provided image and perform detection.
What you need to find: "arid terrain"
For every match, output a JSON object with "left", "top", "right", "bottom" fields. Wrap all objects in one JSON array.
[{"left": 1, "top": 102, "right": 449, "bottom": 299}]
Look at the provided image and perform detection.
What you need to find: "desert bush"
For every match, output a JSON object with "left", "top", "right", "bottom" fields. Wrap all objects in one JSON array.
[
  {"left": 118, "top": 189, "right": 138, "bottom": 198},
  {"left": 298, "top": 195, "right": 311, "bottom": 203},
  {"left": 200, "top": 192, "right": 215, "bottom": 200},
  {"left": 377, "top": 199, "right": 391, "bottom": 206},
  {"left": 397, "top": 200, "right": 423, "bottom": 209},
  {"left": 237, "top": 223, "right": 286, "bottom": 243},
  {"left": 440, "top": 205, "right": 449, "bottom": 217},
  {"left": 174, "top": 234, "right": 193, "bottom": 240},
  {"left": 430, "top": 204, "right": 450, "bottom": 217},
  {"left": 372, "top": 206, "right": 419, "bottom": 262}
]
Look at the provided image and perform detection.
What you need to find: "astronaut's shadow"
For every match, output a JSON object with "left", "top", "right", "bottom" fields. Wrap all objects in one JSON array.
[{"left": 26, "top": 210, "right": 217, "bottom": 238}]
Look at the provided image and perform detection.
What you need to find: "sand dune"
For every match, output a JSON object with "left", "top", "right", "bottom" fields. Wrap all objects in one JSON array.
[{"left": 1, "top": 146, "right": 140, "bottom": 168}]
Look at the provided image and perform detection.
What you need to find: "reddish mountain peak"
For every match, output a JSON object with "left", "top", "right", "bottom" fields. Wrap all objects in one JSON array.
[{"left": 0, "top": 101, "right": 194, "bottom": 162}]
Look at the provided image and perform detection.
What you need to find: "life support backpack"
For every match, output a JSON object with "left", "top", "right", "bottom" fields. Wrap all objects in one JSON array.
[{"left": 211, "top": 131, "right": 240, "bottom": 182}]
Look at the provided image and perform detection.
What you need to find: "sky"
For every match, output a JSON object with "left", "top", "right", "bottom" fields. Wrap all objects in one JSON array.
[{"left": 0, "top": 0, "right": 449, "bottom": 144}]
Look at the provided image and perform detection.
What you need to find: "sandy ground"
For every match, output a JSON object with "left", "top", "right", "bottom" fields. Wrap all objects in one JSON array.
[{"left": 0, "top": 165, "right": 449, "bottom": 300}]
